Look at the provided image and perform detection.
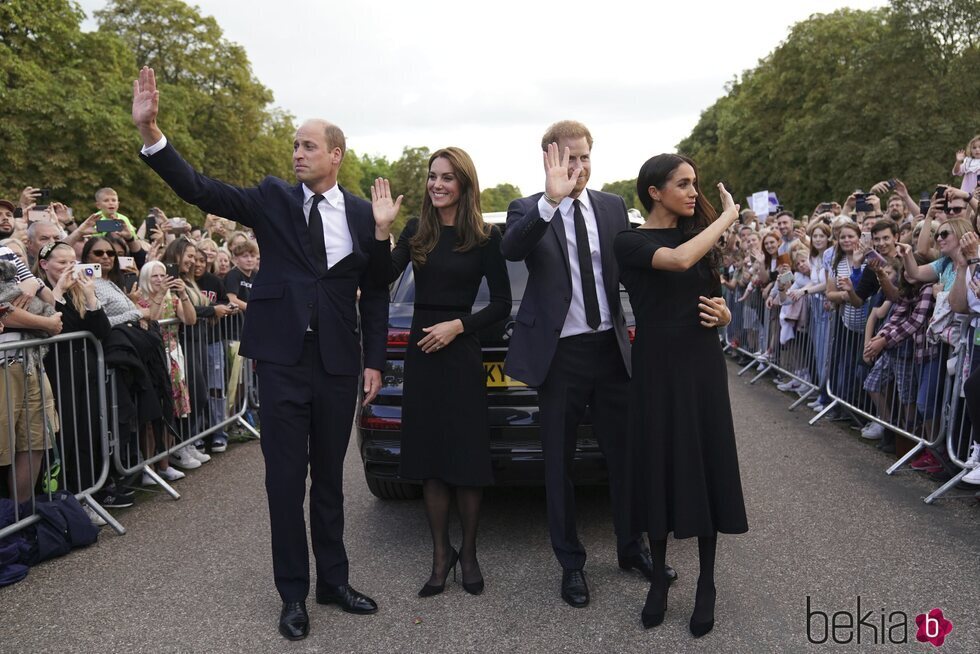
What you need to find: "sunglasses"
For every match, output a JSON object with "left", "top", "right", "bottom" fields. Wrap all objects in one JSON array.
[
  {"left": 946, "top": 206, "right": 965, "bottom": 215},
  {"left": 935, "top": 230, "right": 953, "bottom": 241},
  {"left": 90, "top": 249, "right": 117, "bottom": 257}
]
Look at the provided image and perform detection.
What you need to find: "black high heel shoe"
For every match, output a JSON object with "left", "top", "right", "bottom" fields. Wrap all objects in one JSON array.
[
  {"left": 689, "top": 582, "right": 716, "bottom": 637},
  {"left": 641, "top": 583, "right": 668, "bottom": 629},
  {"left": 418, "top": 548, "right": 459, "bottom": 598}
]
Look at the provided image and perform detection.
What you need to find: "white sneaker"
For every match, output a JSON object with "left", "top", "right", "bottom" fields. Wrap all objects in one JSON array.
[
  {"left": 861, "top": 422, "right": 885, "bottom": 440},
  {"left": 963, "top": 466, "right": 980, "bottom": 485},
  {"left": 806, "top": 399, "right": 822, "bottom": 408},
  {"left": 141, "top": 472, "right": 158, "bottom": 486},
  {"left": 777, "top": 379, "right": 800, "bottom": 392},
  {"left": 756, "top": 362, "right": 767, "bottom": 371},
  {"left": 187, "top": 446, "right": 211, "bottom": 463},
  {"left": 965, "top": 442, "right": 980, "bottom": 469},
  {"left": 84, "top": 504, "right": 107, "bottom": 527},
  {"left": 158, "top": 467, "right": 186, "bottom": 482},
  {"left": 811, "top": 403, "right": 826, "bottom": 412},
  {"left": 170, "top": 446, "right": 202, "bottom": 470}
]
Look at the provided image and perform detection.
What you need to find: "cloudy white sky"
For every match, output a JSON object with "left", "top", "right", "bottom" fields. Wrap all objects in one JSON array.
[{"left": 79, "top": 0, "right": 883, "bottom": 196}]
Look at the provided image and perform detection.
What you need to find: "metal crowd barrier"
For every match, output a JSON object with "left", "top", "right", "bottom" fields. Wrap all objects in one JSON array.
[
  {"left": 110, "top": 316, "right": 258, "bottom": 501},
  {"left": 725, "top": 278, "right": 980, "bottom": 504},
  {"left": 0, "top": 332, "right": 121, "bottom": 539}
]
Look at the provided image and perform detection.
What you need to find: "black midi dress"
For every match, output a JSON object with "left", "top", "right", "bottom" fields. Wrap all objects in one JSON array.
[
  {"left": 613, "top": 227, "right": 748, "bottom": 539},
  {"left": 385, "top": 219, "right": 511, "bottom": 486}
]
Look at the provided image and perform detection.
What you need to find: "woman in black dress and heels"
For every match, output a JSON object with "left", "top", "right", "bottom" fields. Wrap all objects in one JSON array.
[
  {"left": 613, "top": 154, "right": 746, "bottom": 637},
  {"left": 382, "top": 147, "right": 511, "bottom": 597}
]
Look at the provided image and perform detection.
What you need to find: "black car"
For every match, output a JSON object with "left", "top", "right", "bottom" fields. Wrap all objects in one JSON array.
[{"left": 356, "top": 212, "right": 639, "bottom": 499}]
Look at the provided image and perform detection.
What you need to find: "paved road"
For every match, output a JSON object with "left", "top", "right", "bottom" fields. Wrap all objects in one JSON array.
[{"left": 2, "top": 362, "right": 979, "bottom": 653}]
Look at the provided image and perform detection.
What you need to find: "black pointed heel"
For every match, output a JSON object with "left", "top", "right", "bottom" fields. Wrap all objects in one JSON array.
[
  {"left": 418, "top": 548, "right": 459, "bottom": 598},
  {"left": 641, "top": 583, "right": 668, "bottom": 629},
  {"left": 689, "top": 583, "right": 716, "bottom": 638}
]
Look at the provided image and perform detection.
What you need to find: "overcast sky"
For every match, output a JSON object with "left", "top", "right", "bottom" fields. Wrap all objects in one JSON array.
[{"left": 79, "top": 0, "right": 883, "bottom": 197}]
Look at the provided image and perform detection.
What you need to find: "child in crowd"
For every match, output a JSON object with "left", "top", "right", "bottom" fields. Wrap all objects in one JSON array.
[
  {"left": 775, "top": 247, "right": 812, "bottom": 392},
  {"left": 953, "top": 135, "right": 980, "bottom": 195}
]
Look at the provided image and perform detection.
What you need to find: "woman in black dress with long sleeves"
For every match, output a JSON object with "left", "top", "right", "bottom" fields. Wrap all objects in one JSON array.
[
  {"left": 613, "top": 154, "right": 746, "bottom": 637},
  {"left": 382, "top": 147, "right": 511, "bottom": 597}
]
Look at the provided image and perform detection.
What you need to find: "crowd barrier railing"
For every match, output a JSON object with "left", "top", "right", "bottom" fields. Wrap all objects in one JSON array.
[
  {"left": 0, "top": 332, "right": 122, "bottom": 539},
  {"left": 725, "top": 282, "right": 980, "bottom": 504},
  {"left": 110, "top": 316, "right": 258, "bottom": 501}
]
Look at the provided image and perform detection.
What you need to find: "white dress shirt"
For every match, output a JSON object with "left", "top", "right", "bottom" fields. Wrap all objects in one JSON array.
[
  {"left": 141, "top": 135, "right": 354, "bottom": 268},
  {"left": 537, "top": 191, "right": 613, "bottom": 337}
]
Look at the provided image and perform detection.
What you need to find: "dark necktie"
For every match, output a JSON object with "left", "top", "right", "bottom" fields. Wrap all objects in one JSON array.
[
  {"left": 573, "top": 199, "right": 601, "bottom": 330},
  {"left": 308, "top": 194, "right": 326, "bottom": 330}
]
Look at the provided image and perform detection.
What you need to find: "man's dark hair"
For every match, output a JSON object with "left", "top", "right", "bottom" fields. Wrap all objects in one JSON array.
[
  {"left": 775, "top": 210, "right": 795, "bottom": 221},
  {"left": 871, "top": 219, "right": 898, "bottom": 236}
]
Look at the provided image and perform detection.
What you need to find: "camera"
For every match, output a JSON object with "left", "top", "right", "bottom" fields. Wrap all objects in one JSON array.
[
  {"left": 74, "top": 263, "right": 102, "bottom": 279},
  {"left": 854, "top": 191, "right": 872, "bottom": 213}
]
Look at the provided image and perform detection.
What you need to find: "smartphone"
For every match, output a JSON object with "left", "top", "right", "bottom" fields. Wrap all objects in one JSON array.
[
  {"left": 887, "top": 179, "right": 897, "bottom": 190},
  {"left": 38, "top": 188, "right": 51, "bottom": 203},
  {"left": 778, "top": 271, "right": 794, "bottom": 286},
  {"left": 919, "top": 198, "right": 931, "bottom": 214},
  {"left": 74, "top": 263, "right": 102, "bottom": 279},
  {"left": 165, "top": 263, "right": 180, "bottom": 278},
  {"left": 860, "top": 232, "right": 872, "bottom": 248},
  {"left": 117, "top": 256, "right": 135, "bottom": 270},
  {"left": 144, "top": 214, "right": 157, "bottom": 236},
  {"left": 854, "top": 193, "right": 872, "bottom": 213},
  {"left": 96, "top": 219, "right": 125, "bottom": 233},
  {"left": 169, "top": 218, "right": 191, "bottom": 233},
  {"left": 27, "top": 210, "right": 48, "bottom": 222},
  {"left": 817, "top": 202, "right": 831, "bottom": 214},
  {"left": 865, "top": 250, "right": 886, "bottom": 265},
  {"left": 935, "top": 185, "right": 948, "bottom": 198}
]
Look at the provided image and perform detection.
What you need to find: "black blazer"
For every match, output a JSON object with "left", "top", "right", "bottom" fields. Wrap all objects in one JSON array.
[
  {"left": 141, "top": 143, "right": 389, "bottom": 376},
  {"left": 500, "top": 190, "right": 631, "bottom": 387}
]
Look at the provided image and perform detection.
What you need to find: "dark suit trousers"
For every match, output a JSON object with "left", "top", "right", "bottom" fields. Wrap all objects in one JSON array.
[
  {"left": 257, "top": 333, "right": 358, "bottom": 601},
  {"left": 537, "top": 329, "right": 640, "bottom": 570}
]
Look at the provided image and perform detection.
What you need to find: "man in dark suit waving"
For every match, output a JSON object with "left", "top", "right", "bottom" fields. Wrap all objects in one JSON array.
[
  {"left": 132, "top": 67, "right": 400, "bottom": 641},
  {"left": 501, "top": 120, "right": 675, "bottom": 608}
]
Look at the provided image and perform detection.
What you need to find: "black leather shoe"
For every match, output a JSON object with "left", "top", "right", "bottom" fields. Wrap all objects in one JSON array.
[
  {"left": 278, "top": 601, "right": 309, "bottom": 641},
  {"left": 618, "top": 552, "right": 678, "bottom": 586},
  {"left": 561, "top": 569, "right": 589, "bottom": 608},
  {"left": 315, "top": 584, "right": 378, "bottom": 614}
]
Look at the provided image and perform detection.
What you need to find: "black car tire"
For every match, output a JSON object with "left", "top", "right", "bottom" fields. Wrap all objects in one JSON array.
[{"left": 365, "top": 474, "right": 422, "bottom": 500}]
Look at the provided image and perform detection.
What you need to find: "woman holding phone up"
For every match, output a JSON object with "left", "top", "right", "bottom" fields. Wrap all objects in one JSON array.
[{"left": 614, "top": 154, "right": 747, "bottom": 637}]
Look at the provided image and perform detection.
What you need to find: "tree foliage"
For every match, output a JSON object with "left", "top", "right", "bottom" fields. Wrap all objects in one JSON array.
[
  {"left": 480, "top": 183, "right": 522, "bottom": 213},
  {"left": 600, "top": 180, "right": 642, "bottom": 211},
  {"left": 677, "top": 0, "right": 980, "bottom": 215}
]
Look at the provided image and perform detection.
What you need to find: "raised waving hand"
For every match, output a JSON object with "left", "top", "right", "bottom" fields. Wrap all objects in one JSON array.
[{"left": 132, "top": 66, "right": 164, "bottom": 146}]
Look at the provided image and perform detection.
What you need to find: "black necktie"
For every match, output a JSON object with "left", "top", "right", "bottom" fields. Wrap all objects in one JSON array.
[
  {"left": 308, "top": 194, "right": 326, "bottom": 330},
  {"left": 308, "top": 194, "right": 327, "bottom": 270},
  {"left": 573, "top": 199, "right": 601, "bottom": 330}
]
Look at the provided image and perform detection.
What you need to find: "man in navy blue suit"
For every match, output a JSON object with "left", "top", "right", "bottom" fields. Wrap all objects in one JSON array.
[
  {"left": 502, "top": 120, "right": 676, "bottom": 608},
  {"left": 133, "top": 67, "right": 401, "bottom": 641}
]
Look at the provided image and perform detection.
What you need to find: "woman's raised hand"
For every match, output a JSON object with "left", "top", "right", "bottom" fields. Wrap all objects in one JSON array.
[
  {"left": 717, "top": 183, "right": 739, "bottom": 222},
  {"left": 371, "top": 178, "right": 402, "bottom": 238}
]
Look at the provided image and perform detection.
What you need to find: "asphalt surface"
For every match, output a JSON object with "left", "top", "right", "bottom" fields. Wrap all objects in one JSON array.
[{"left": 1, "top": 360, "right": 979, "bottom": 654}]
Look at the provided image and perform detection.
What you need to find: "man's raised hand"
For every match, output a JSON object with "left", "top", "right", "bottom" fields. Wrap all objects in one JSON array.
[
  {"left": 370, "top": 178, "right": 402, "bottom": 240},
  {"left": 543, "top": 142, "right": 580, "bottom": 205},
  {"left": 132, "top": 66, "right": 163, "bottom": 146}
]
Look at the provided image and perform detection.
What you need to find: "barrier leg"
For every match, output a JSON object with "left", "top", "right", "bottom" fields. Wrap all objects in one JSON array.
[
  {"left": 236, "top": 414, "right": 260, "bottom": 439},
  {"left": 80, "top": 493, "right": 126, "bottom": 535},
  {"left": 809, "top": 398, "right": 838, "bottom": 426},
  {"left": 141, "top": 465, "right": 180, "bottom": 500},
  {"left": 789, "top": 386, "right": 816, "bottom": 410},
  {"left": 886, "top": 443, "right": 924, "bottom": 476},
  {"left": 749, "top": 364, "right": 773, "bottom": 384},
  {"left": 924, "top": 468, "right": 969, "bottom": 504}
]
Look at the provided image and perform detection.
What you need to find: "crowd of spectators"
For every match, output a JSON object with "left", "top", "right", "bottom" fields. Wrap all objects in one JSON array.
[
  {"left": 720, "top": 136, "right": 980, "bottom": 489},
  {"left": 0, "top": 185, "right": 258, "bottom": 525}
]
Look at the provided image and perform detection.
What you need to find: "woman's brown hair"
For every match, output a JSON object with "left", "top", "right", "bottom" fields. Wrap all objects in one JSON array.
[{"left": 410, "top": 147, "right": 489, "bottom": 267}]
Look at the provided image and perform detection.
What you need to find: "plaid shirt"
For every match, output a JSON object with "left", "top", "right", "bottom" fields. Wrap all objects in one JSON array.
[{"left": 877, "top": 284, "right": 936, "bottom": 362}]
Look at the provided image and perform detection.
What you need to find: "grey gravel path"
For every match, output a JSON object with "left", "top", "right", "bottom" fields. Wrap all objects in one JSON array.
[{"left": 1, "top": 361, "right": 978, "bottom": 653}]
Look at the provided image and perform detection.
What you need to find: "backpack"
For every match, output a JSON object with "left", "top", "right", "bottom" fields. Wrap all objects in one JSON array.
[{"left": 20, "top": 491, "right": 99, "bottom": 566}]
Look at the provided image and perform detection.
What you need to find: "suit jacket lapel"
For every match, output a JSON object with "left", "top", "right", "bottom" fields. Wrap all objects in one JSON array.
[
  {"left": 588, "top": 190, "right": 618, "bottom": 301},
  {"left": 340, "top": 186, "right": 363, "bottom": 258},
  {"left": 291, "top": 184, "right": 321, "bottom": 274},
  {"left": 545, "top": 196, "right": 572, "bottom": 286}
]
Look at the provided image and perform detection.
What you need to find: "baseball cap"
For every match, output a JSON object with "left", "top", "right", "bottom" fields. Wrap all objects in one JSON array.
[{"left": 0, "top": 199, "right": 15, "bottom": 212}]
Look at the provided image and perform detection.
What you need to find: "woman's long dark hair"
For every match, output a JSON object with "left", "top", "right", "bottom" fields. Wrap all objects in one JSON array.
[
  {"left": 636, "top": 153, "right": 721, "bottom": 278},
  {"left": 410, "top": 147, "right": 489, "bottom": 267},
  {"left": 81, "top": 236, "right": 125, "bottom": 289}
]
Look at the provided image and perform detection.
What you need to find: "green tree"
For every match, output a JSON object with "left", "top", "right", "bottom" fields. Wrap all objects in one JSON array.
[
  {"left": 600, "top": 179, "right": 641, "bottom": 211},
  {"left": 677, "top": 0, "right": 980, "bottom": 215},
  {"left": 480, "top": 183, "right": 522, "bottom": 212},
  {"left": 389, "top": 146, "right": 430, "bottom": 235}
]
